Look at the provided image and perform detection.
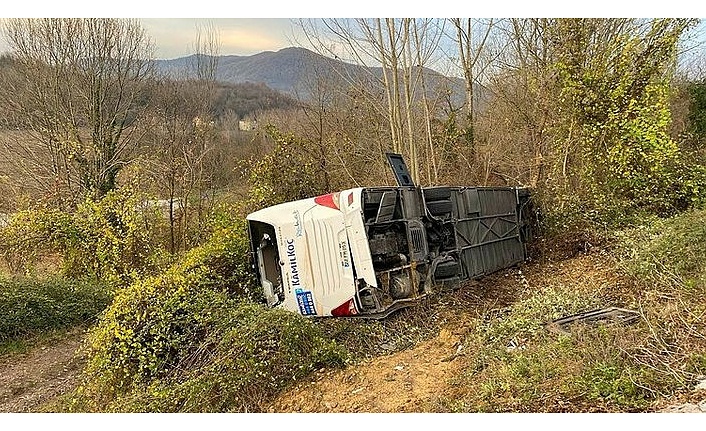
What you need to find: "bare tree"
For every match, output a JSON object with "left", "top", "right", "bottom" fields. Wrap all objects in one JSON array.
[
  {"left": 143, "top": 22, "right": 222, "bottom": 252},
  {"left": 449, "top": 19, "right": 501, "bottom": 145},
  {"left": 0, "top": 18, "right": 154, "bottom": 204},
  {"left": 296, "top": 18, "right": 449, "bottom": 184},
  {"left": 187, "top": 21, "right": 221, "bottom": 243}
]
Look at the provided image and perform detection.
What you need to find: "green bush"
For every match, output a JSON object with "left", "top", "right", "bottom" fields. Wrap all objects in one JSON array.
[
  {"left": 0, "top": 187, "right": 167, "bottom": 284},
  {"left": 0, "top": 276, "right": 112, "bottom": 342},
  {"left": 170, "top": 215, "right": 258, "bottom": 299},
  {"left": 0, "top": 207, "right": 71, "bottom": 275},
  {"left": 84, "top": 300, "right": 347, "bottom": 413},
  {"left": 69, "top": 219, "right": 347, "bottom": 412},
  {"left": 687, "top": 79, "right": 706, "bottom": 140},
  {"left": 244, "top": 125, "right": 331, "bottom": 211},
  {"left": 541, "top": 19, "right": 706, "bottom": 233},
  {"left": 62, "top": 188, "right": 167, "bottom": 284}
]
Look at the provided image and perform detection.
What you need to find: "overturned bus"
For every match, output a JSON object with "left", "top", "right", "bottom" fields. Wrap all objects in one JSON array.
[{"left": 246, "top": 154, "right": 532, "bottom": 319}]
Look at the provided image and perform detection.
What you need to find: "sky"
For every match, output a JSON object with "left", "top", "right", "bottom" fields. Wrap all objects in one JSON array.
[
  {"left": 0, "top": 17, "right": 304, "bottom": 59},
  {"left": 139, "top": 18, "right": 302, "bottom": 59},
  {"left": 1, "top": 3, "right": 706, "bottom": 59}
]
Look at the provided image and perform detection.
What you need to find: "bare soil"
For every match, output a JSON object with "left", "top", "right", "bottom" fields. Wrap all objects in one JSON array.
[
  {"left": 267, "top": 326, "right": 468, "bottom": 412},
  {"left": 0, "top": 329, "right": 86, "bottom": 413}
]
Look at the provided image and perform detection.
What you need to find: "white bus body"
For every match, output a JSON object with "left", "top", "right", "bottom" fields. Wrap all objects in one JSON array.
[{"left": 246, "top": 184, "right": 531, "bottom": 318}]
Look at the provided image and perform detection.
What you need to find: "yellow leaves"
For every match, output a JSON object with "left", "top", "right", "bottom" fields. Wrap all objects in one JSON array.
[{"left": 112, "top": 325, "right": 134, "bottom": 341}]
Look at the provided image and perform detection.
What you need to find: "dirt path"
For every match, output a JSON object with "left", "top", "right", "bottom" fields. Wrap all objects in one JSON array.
[{"left": 0, "top": 329, "right": 86, "bottom": 413}]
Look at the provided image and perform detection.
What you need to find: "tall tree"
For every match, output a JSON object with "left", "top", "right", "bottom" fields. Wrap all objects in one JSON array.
[
  {"left": 476, "top": 18, "right": 699, "bottom": 218},
  {"left": 0, "top": 18, "right": 154, "bottom": 204},
  {"left": 449, "top": 18, "right": 499, "bottom": 145},
  {"left": 298, "top": 18, "right": 448, "bottom": 184},
  {"left": 553, "top": 18, "right": 699, "bottom": 213}
]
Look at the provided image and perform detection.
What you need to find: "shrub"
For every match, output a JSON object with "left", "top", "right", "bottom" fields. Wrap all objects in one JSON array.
[
  {"left": 69, "top": 218, "right": 347, "bottom": 412},
  {"left": 0, "top": 276, "right": 112, "bottom": 342},
  {"left": 617, "top": 208, "right": 706, "bottom": 295},
  {"left": 244, "top": 125, "right": 331, "bottom": 211},
  {"left": 61, "top": 188, "right": 167, "bottom": 284},
  {"left": 0, "top": 187, "right": 167, "bottom": 284},
  {"left": 0, "top": 208, "right": 71, "bottom": 275}
]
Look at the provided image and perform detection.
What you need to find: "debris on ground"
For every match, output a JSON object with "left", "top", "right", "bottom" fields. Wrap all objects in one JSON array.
[{"left": 545, "top": 306, "right": 641, "bottom": 334}]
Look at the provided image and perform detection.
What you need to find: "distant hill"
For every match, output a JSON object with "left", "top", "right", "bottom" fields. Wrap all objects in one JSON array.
[
  {"left": 212, "top": 81, "right": 300, "bottom": 119},
  {"left": 155, "top": 47, "right": 467, "bottom": 105}
]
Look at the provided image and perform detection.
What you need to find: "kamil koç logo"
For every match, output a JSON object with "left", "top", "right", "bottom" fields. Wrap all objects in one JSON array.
[
  {"left": 295, "top": 288, "right": 317, "bottom": 316},
  {"left": 286, "top": 239, "right": 301, "bottom": 288}
]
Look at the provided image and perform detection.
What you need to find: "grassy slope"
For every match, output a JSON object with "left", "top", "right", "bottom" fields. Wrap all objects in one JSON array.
[{"left": 438, "top": 209, "right": 706, "bottom": 412}]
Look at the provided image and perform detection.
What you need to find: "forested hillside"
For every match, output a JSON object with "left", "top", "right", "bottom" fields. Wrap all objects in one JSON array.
[
  {"left": 1, "top": 18, "right": 705, "bottom": 413},
  {"left": 154, "top": 46, "right": 468, "bottom": 103}
]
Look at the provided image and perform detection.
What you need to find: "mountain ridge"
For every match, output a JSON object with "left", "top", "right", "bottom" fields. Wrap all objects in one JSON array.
[{"left": 155, "top": 46, "right": 466, "bottom": 104}]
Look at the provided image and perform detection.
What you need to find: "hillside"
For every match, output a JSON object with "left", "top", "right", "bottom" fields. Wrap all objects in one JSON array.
[
  {"left": 2, "top": 250, "right": 705, "bottom": 413},
  {"left": 155, "top": 47, "right": 467, "bottom": 103},
  {"left": 211, "top": 81, "right": 300, "bottom": 119},
  {"left": 267, "top": 251, "right": 706, "bottom": 413},
  {"left": 1, "top": 18, "right": 704, "bottom": 416}
]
